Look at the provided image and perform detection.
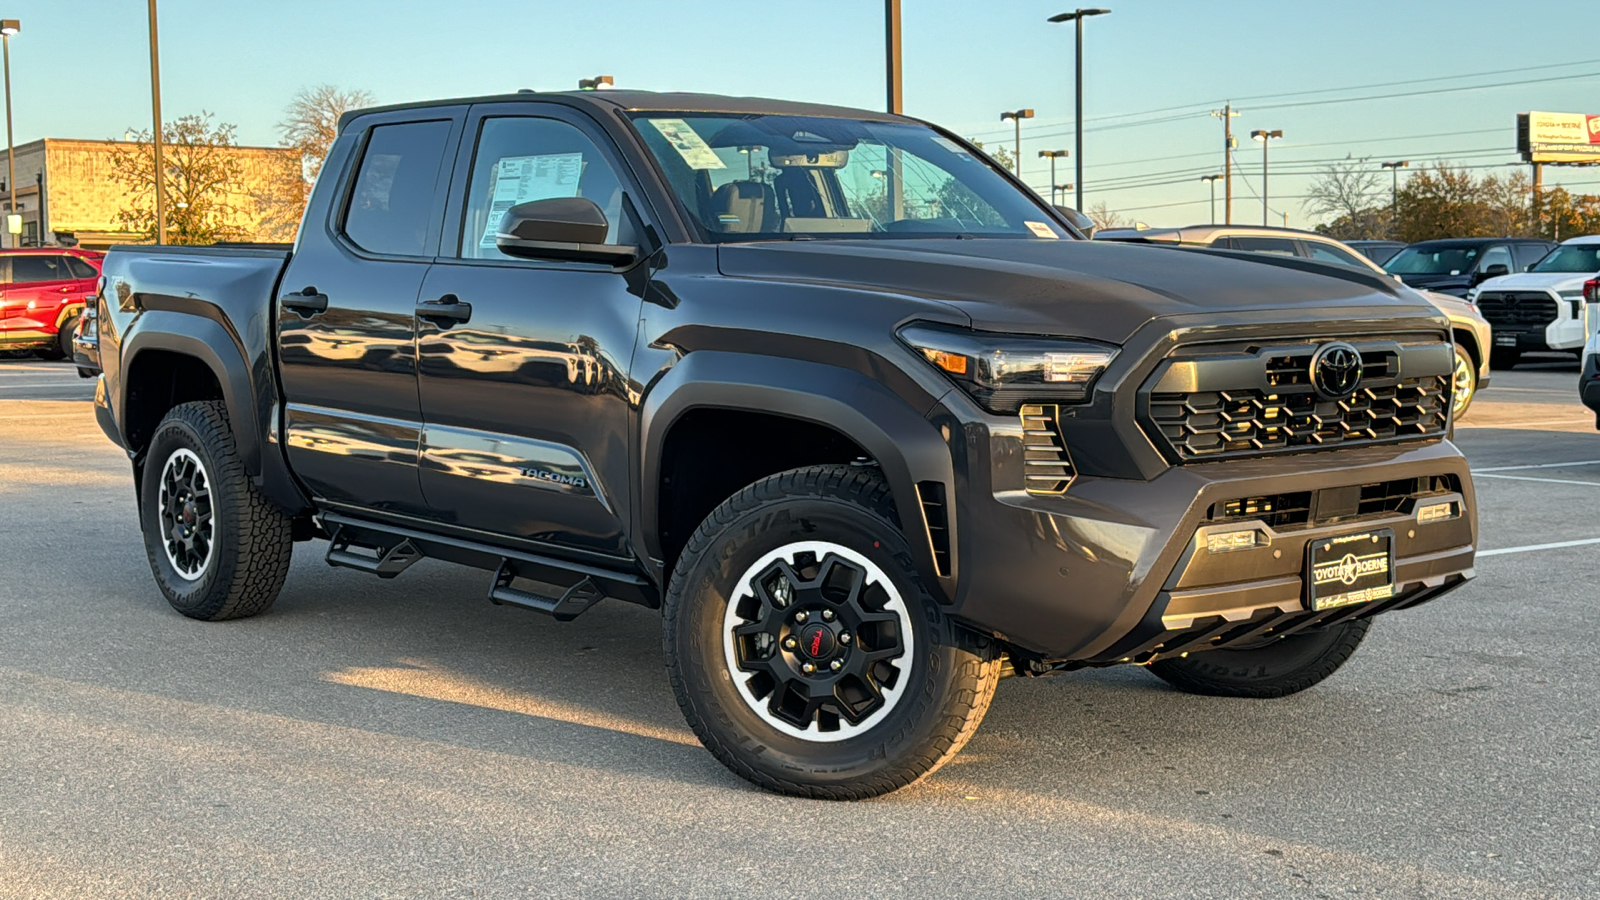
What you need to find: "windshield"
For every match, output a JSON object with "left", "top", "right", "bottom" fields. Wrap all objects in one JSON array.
[
  {"left": 1531, "top": 243, "right": 1600, "bottom": 273},
  {"left": 628, "top": 113, "right": 1069, "bottom": 241},
  {"left": 1384, "top": 244, "right": 1483, "bottom": 276}
]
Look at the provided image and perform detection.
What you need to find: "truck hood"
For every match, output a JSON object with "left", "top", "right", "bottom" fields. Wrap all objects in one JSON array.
[
  {"left": 717, "top": 239, "right": 1436, "bottom": 344},
  {"left": 1474, "top": 271, "right": 1593, "bottom": 293}
]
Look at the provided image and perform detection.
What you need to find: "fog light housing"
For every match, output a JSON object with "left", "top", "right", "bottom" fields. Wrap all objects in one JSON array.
[
  {"left": 1415, "top": 501, "right": 1458, "bottom": 524},
  {"left": 1205, "top": 530, "right": 1261, "bottom": 553}
]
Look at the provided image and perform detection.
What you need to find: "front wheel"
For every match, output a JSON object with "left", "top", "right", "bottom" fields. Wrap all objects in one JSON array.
[
  {"left": 1147, "top": 619, "right": 1370, "bottom": 698},
  {"left": 664, "top": 465, "right": 1000, "bottom": 799},
  {"left": 1451, "top": 343, "right": 1477, "bottom": 419}
]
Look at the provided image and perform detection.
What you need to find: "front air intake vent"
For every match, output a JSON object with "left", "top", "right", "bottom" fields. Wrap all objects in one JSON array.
[
  {"left": 915, "top": 481, "right": 952, "bottom": 577},
  {"left": 1020, "top": 404, "right": 1076, "bottom": 494}
]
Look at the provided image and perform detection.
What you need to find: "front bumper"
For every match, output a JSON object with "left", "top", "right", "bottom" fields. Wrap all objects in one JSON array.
[{"left": 943, "top": 431, "right": 1475, "bottom": 662}]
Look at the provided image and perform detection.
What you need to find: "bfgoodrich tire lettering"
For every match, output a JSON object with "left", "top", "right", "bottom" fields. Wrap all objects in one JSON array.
[
  {"left": 140, "top": 400, "right": 293, "bottom": 621},
  {"left": 664, "top": 465, "right": 1001, "bottom": 799},
  {"left": 1147, "top": 619, "right": 1370, "bottom": 698}
]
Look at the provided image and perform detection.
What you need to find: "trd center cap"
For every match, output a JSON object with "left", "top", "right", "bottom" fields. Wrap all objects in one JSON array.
[{"left": 798, "top": 623, "right": 835, "bottom": 659}]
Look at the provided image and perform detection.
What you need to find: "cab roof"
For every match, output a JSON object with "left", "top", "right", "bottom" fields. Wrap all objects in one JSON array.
[{"left": 339, "top": 90, "right": 915, "bottom": 132}]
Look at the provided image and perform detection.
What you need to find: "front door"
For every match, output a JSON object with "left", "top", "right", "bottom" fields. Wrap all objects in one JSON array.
[
  {"left": 276, "top": 109, "right": 464, "bottom": 516},
  {"left": 414, "top": 103, "right": 650, "bottom": 558}
]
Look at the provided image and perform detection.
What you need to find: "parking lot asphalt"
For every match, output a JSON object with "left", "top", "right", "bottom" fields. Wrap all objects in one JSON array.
[{"left": 1, "top": 355, "right": 1597, "bottom": 899}]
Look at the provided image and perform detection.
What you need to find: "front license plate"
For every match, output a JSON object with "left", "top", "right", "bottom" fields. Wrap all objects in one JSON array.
[
  {"left": 1307, "top": 530, "right": 1395, "bottom": 612},
  {"left": 1494, "top": 333, "right": 1517, "bottom": 347}
]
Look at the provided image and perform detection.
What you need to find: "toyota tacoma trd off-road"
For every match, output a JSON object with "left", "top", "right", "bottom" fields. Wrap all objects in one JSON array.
[{"left": 83, "top": 91, "right": 1477, "bottom": 798}]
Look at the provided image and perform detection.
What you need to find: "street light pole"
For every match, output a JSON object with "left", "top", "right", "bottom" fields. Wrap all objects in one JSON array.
[
  {"left": 1039, "top": 149, "right": 1068, "bottom": 203},
  {"left": 0, "top": 20, "right": 17, "bottom": 250},
  {"left": 1251, "top": 129, "right": 1282, "bottom": 227},
  {"left": 1380, "top": 160, "right": 1408, "bottom": 240},
  {"left": 1049, "top": 8, "right": 1109, "bottom": 212},
  {"left": 147, "top": 0, "right": 166, "bottom": 244},
  {"left": 885, "top": 0, "right": 902, "bottom": 114},
  {"left": 1054, "top": 183, "right": 1074, "bottom": 205},
  {"left": 1201, "top": 173, "right": 1222, "bottom": 224},
  {"left": 1000, "top": 109, "right": 1033, "bottom": 176}
]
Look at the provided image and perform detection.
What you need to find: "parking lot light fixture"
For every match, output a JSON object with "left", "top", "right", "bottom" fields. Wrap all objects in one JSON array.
[
  {"left": 1381, "top": 160, "right": 1409, "bottom": 239},
  {"left": 1000, "top": 109, "right": 1034, "bottom": 176},
  {"left": 1054, "top": 183, "right": 1074, "bottom": 205},
  {"left": 1251, "top": 129, "right": 1283, "bottom": 226},
  {"left": 1039, "top": 149, "right": 1068, "bottom": 201},
  {"left": 1, "top": 18, "right": 17, "bottom": 248},
  {"left": 1048, "top": 8, "right": 1110, "bottom": 211},
  {"left": 1201, "top": 173, "right": 1223, "bottom": 224}
]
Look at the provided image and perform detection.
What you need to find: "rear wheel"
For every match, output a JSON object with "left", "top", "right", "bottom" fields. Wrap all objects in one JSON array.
[
  {"left": 140, "top": 400, "right": 293, "bottom": 620},
  {"left": 665, "top": 465, "right": 1000, "bottom": 799},
  {"left": 1489, "top": 347, "right": 1520, "bottom": 370},
  {"left": 55, "top": 316, "right": 79, "bottom": 361},
  {"left": 1147, "top": 619, "right": 1370, "bottom": 698}
]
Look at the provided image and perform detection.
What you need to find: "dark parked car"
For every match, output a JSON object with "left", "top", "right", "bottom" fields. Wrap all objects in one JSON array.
[
  {"left": 1384, "top": 237, "right": 1555, "bottom": 298},
  {"left": 82, "top": 91, "right": 1476, "bottom": 798},
  {"left": 0, "top": 248, "right": 103, "bottom": 359},
  {"left": 1346, "top": 240, "right": 1406, "bottom": 266}
]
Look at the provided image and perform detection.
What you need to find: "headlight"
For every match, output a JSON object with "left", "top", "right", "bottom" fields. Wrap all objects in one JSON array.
[{"left": 898, "top": 322, "right": 1117, "bottom": 413}]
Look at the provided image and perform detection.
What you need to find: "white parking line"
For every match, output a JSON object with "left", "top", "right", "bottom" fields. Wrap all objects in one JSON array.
[
  {"left": 1476, "top": 459, "right": 1600, "bottom": 472},
  {"left": 1480, "top": 537, "right": 1600, "bottom": 557},
  {"left": 1475, "top": 473, "right": 1600, "bottom": 487}
]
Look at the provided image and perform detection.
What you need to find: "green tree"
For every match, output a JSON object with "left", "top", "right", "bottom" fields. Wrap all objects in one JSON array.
[
  {"left": 1391, "top": 164, "right": 1538, "bottom": 243},
  {"left": 110, "top": 113, "right": 247, "bottom": 244},
  {"left": 1538, "top": 187, "right": 1600, "bottom": 241}
]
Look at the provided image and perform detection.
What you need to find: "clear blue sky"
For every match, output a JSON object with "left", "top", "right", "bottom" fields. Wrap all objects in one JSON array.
[{"left": 7, "top": 0, "right": 1599, "bottom": 228}]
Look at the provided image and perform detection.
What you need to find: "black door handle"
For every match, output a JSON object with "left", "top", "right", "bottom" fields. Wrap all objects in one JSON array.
[
  {"left": 281, "top": 287, "right": 329, "bottom": 317},
  {"left": 416, "top": 294, "right": 472, "bottom": 327}
]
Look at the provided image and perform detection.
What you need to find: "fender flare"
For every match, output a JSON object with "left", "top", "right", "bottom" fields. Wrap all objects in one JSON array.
[
  {"left": 54, "top": 302, "right": 85, "bottom": 330},
  {"left": 121, "top": 311, "right": 262, "bottom": 475},
  {"left": 638, "top": 351, "right": 957, "bottom": 600}
]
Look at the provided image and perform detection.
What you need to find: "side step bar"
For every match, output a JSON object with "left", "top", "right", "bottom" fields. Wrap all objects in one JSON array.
[{"left": 318, "top": 512, "right": 658, "bottom": 618}]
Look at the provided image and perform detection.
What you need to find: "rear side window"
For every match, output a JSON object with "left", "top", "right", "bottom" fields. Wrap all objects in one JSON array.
[
  {"left": 64, "top": 257, "right": 98, "bottom": 279},
  {"left": 343, "top": 120, "right": 452, "bottom": 257},
  {"left": 10, "top": 254, "right": 72, "bottom": 284},
  {"left": 1512, "top": 243, "right": 1550, "bottom": 272}
]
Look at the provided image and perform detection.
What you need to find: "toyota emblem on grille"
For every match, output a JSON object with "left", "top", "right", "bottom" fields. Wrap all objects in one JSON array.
[{"left": 1310, "top": 342, "right": 1363, "bottom": 399}]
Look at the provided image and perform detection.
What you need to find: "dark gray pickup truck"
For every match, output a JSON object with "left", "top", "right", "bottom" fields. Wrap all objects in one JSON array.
[{"left": 81, "top": 90, "right": 1476, "bottom": 798}]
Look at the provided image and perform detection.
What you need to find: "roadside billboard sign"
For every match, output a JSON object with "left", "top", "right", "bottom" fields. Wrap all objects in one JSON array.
[{"left": 1518, "top": 111, "right": 1600, "bottom": 164}]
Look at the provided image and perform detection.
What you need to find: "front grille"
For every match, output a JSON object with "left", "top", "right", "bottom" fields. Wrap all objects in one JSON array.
[
  {"left": 1143, "top": 338, "right": 1453, "bottom": 462},
  {"left": 1209, "top": 492, "right": 1313, "bottom": 529},
  {"left": 1476, "top": 291, "right": 1558, "bottom": 327},
  {"left": 1020, "top": 404, "right": 1075, "bottom": 494}
]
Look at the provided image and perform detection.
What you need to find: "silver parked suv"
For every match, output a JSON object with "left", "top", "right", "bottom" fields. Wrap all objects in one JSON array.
[{"left": 1096, "top": 225, "right": 1491, "bottom": 418}]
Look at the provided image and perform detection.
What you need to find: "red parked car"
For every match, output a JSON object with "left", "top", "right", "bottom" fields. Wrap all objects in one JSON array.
[{"left": 0, "top": 248, "right": 103, "bottom": 360}]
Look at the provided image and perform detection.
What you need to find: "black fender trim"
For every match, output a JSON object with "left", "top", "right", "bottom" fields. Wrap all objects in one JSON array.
[
  {"left": 637, "top": 351, "right": 957, "bottom": 601},
  {"left": 122, "top": 312, "right": 261, "bottom": 474}
]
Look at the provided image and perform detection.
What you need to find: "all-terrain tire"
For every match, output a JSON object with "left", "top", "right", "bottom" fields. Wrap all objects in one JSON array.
[
  {"left": 1451, "top": 343, "right": 1477, "bottom": 419},
  {"left": 1147, "top": 619, "right": 1371, "bottom": 698},
  {"left": 664, "top": 464, "right": 1001, "bottom": 799},
  {"left": 1489, "top": 347, "right": 1520, "bottom": 370},
  {"left": 140, "top": 400, "right": 293, "bottom": 620}
]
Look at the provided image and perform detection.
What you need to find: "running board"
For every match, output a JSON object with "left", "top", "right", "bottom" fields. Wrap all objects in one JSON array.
[
  {"left": 316, "top": 511, "right": 658, "bottom": 612},
  {"left": 489, "top": 562, "right": 605, "bottom": 621}
]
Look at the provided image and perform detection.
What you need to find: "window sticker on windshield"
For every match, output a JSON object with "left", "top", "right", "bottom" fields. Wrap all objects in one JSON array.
[
  {"left": 931, "top": 136, "right": 971, "bottom": 156},
  {"left": 1025, "top": 221, "right": 1059, "bottom": 239},
  {"left": 648, "top": 119, "right": 725, "bottom": 170},
  {"left": 478, "top": 153, "right": 584, "bottom": 251}
]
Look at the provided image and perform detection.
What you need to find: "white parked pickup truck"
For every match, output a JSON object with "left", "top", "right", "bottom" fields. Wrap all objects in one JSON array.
[{"left": 1469, "top": 235, "right": 1600, "bottom": 369}]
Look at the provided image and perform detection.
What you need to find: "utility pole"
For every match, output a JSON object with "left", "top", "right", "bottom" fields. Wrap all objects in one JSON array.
[
  {"left": 1532, "top": 161, "right": 1543, "bottom": 236},
  {"left": 1201, "top": 174, "right": 1222, "bottom": 224},
  {"left": 885, "top": 0, "right": 902, "bottom": 114},
  {"left": 1, "top": 20, "right": 17, "bottom": 250},
  {"left": 1380, "top": 160, "right": 1408, "bottom": 239},
  {"left": 147, "top": 0, "right": 166, "bottom": 244},
  {"left": 1211, "top": 104, "right": 1238, "bottom": 224}
]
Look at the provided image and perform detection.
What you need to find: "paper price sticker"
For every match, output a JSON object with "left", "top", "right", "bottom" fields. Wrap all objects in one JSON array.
[{"left": 1025, "top": 221, "right": 1059, "bottom": 239}]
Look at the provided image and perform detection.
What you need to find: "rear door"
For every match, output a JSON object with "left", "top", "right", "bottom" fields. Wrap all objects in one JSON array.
[
  {"left": 4, "top": 253, "right": 77, "bottom": 335},
  {"left": 410, "top": 101, "right": 651, "bottom": 558},
  {"left": 276, "top": 107, "right": 466, "bottom": 516}
]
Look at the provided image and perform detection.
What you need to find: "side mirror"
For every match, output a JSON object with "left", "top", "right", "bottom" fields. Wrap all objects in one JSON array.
[
  {"left": 1474, "top": 262, "right": 1510, "bottom": 284},
  {"left": 1054, "top": 204, "right": 1096, "bottom": 239},
  {"left": 495, "top": 197, "right": 639, "bottom": 266}
]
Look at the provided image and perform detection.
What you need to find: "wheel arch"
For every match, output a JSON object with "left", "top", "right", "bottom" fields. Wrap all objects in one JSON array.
[
  {"left": 638, "top": 351, "right": 957, "bottom": 601},
  {"left": 121, "top": 313, "right": 260, "bottom": 476}
]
